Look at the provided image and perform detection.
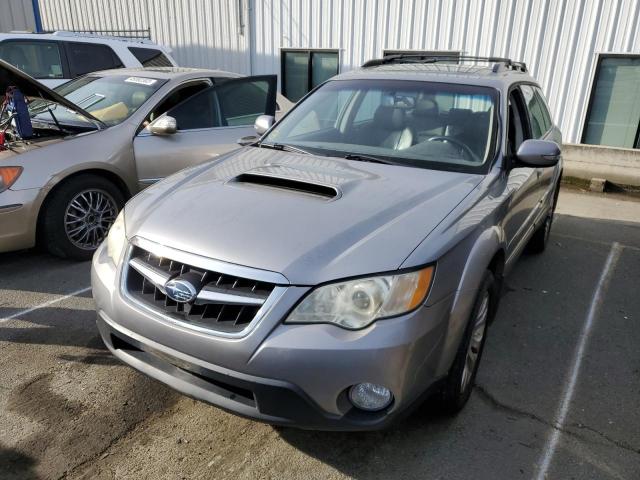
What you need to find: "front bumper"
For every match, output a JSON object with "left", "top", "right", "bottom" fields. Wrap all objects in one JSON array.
[
  {"left": 0, "top": 188, "right": 41, "bottom": 252},
  {"left": 92, "top": 242, "right": 454, "bottom": 430}
]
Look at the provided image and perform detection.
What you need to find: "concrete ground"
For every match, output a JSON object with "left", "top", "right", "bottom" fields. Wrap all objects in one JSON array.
[{"left": 1, "top": 187, "right": 639, "bottom": 480}]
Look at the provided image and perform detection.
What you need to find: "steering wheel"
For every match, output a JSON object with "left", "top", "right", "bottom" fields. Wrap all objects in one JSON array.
[{"left": 426, "top": 136, "right": 478, "bottom": 162}]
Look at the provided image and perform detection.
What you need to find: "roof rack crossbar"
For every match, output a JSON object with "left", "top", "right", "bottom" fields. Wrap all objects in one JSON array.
[{"left": 361, "top": 55, "right": 527, "bottom": 73}]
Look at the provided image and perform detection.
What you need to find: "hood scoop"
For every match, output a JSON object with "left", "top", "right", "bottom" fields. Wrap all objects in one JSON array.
[{"left": 233, "top": 172, "right": 340, "bottom": 199}]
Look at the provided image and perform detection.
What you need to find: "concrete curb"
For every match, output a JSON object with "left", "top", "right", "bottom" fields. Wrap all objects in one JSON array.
[{"left": 562, "top": 143, "right": 640, "bottom": 188}]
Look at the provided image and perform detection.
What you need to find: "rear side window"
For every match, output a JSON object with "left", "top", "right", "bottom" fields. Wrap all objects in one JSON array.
[
  {"left": 65, "top": 42, "right": 123, "bottom": 77},
  {"left": 0, "top": 40, "right": 64, "bottom": 79},
  {"left": 520, "top": 84, "right": 548, "bottom": 138},
  {"left": 128, "top": 47, "right": 172, "bottom": 67}
]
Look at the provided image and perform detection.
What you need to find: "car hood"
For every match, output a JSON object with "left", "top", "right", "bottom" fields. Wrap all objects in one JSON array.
[
  {"left": 126, "top": 148, "right": 482, "bottom": 285},
  {"left": 0, "top": 59, "right": 103, "bottom": 126}
]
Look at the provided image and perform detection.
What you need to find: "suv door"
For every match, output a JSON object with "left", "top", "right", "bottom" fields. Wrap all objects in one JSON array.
[
  {"left": 132, "top": 75, "right": 277, "bottom": 186},
  {"left": 503, "top": 87, "right": 540, "bottom": 258}
]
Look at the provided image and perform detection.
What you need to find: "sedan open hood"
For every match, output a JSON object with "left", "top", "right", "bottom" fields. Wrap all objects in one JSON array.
[
  {"left": 126, "top": 148, "right": 483, "bottom": 285},
  {"left": 0, "top": 59, "right": 105, "bottom": 127}
]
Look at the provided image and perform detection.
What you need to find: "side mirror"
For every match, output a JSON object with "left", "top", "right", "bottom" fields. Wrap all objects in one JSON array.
[
  {"left": 237, "top": 135, "right": 258, "bottom": 146},
  {"left": 254, "top": 115, "right": 275, "bottom": 136},
  {"left": 149, "top": 115, "right": 177, "bottom": 136},
  {"left": 515, "top": 139, "right": 561, "bottom": 168}
]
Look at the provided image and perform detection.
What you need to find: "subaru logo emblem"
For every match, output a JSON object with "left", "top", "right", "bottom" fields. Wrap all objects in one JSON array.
[{"left": 164, "top": 278, "right": 197, "bottom": 303}]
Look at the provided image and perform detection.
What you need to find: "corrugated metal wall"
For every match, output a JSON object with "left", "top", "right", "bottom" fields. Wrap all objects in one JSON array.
[
  {"left": 0, "top": 0, "right": 37, "bottom": 32},
  {"left": 38, "top": 0, "right": 640, "bottom": 144}
]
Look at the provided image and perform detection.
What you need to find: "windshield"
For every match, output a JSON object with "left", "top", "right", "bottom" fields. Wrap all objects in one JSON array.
[
  {"left": 29, "top": 75, "right": 166, "bottom": 127},
  {"left": 264, "top": 79, "right": 499, "bottom": 172}
]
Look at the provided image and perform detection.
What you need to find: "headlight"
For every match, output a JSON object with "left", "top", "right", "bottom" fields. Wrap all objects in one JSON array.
[
  {"left": 0, "top": 166, "right": 23, "bottom": 193},
  {"left": 106, "top": 210, "right": 127, "bottom": 264},
  {"left": 286, "top": 266, "right": 434, "bottom": 329}
]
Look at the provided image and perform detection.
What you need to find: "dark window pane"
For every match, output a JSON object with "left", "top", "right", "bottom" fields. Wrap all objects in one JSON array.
[
  {"left": 521, "top": 85, "right": 546, "bottom": 138},
  {"left": 66, "top": 42, "right": 123, "bottom": 77},
  {"left": 218, "top": 79, "right": 271, "bottom": 126},
  {"left": 283, "top": 51, "right": 309, "bottom": 102},
  {"left": 0, "top": 41, "right": 63, "bottom": 78},
  {"left": 534, "top": 87, "right": 553, "bottom": 132},
  {"left": 583, "top": 56, "right": 640, "bottom": 148},
  {"left": 129, "top": 47, "right": 173, "bottom": 67},
  {"left": 311, "top": 52, "right": 338, "bottom": 88},
  {"left": 168, "top": 89, "right": 221, "bottom": 130}
]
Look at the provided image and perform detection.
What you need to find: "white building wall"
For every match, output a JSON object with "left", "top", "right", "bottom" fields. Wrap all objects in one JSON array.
[
  {"left": 0, "top": 0, "right": 37, "bottom": 33},
  {"left": 38, "top": 0, "right": 640, "bottom": 144}
]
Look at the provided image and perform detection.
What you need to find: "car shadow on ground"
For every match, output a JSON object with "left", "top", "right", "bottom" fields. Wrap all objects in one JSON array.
[{"left": 0, "top": 446, "right": 39, "bottom": 480}]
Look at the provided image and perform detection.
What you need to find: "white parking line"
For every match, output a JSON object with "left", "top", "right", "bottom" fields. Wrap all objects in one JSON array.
[
  {"left": 534, "top": 242, "right": 623, "bottom": 480},
  {"left": 0, "top": 286, "right": 92, "bottom": 323}
]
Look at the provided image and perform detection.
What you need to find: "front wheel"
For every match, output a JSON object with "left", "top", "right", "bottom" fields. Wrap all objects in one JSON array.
[
  {"left": 40, "top": 175, "right": 125, "bottom": 260},
  {"left": 438, "top": 271, "right": 495, "bottom": 414}
]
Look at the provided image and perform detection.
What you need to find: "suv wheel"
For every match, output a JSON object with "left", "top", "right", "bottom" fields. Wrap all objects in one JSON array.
[
  {"left": 40, "top": 175, "right": 125, "bottom": 260},
  {"left": 439, "top": 271, "right": 494, "bottom": 413},
  {"left": 527, "top": 181, "right": 560, "bottom": 254}
]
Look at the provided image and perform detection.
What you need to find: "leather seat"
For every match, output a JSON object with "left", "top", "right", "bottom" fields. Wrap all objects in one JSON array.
[
  {"left": 412, "top": 97, "right": 442, "bottom": 141},
  {"left": 372, "top": 105, "right": 414, "bottom": 150}
]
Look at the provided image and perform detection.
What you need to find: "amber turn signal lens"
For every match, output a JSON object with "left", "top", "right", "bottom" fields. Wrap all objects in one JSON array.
[
  {"left": 408, "top": 266, "right": 435, "bottom": 309},
  {"left": 0, "top": 166, "right": 23, "bottom": 191}
]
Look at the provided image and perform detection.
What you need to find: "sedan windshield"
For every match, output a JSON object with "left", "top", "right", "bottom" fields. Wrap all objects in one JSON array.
[
  {"left": 29, "top": 75, "right": 166, "bottom": 127},
  {"left": 264, "top": 79, "right": 498, "bottom": 172}
]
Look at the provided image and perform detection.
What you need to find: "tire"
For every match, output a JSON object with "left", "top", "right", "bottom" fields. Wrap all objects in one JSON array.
[
  {"left": 527, "top": 180, "right": 561, "bottom": 254},
  {"left": 39, "top": 174, "right": 125, "bottom": 260},
  {"left": 439, "top": 271, "right": 495, "bottom": 414}
]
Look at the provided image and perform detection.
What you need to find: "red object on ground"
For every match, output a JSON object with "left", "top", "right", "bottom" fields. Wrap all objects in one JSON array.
[{"left": 0, "top": 131, "right": 5, "bottom": 150}]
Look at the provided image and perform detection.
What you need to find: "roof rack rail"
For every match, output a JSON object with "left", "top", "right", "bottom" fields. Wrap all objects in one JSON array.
[{"left": 361, "top": 55, "right": 528, "bottom": 73}]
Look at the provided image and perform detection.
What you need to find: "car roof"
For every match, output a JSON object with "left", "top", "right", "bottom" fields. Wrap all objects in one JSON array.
[
  {"left": 333, "top": 62, "right": 537, "bottom": 90},
  {"left": 88, "top": 67, "right": 242, "bottom": 80},
  {"left": 0, "top": 31, "right": 169, "bottom": 50}
]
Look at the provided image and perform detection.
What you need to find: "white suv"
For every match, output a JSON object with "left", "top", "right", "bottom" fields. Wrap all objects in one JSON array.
[{"left": 0, "top": 31, "right": 177, "bottom": 88}]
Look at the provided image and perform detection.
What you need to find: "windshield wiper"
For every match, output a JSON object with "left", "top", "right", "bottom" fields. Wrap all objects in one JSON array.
[
  {"left": 344, "top": 153, "right": 396, "bottom": 165},
  {"left": 259, "top": 142, "right": 311, "bottom": 155}
]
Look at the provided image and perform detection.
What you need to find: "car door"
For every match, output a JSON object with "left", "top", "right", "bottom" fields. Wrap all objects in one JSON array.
[
  {"left": 132, "top": 75, "right": 277, "bottom": 186},
  {"left": 503, "top": 87, "right": 540, "bottom": 258}
]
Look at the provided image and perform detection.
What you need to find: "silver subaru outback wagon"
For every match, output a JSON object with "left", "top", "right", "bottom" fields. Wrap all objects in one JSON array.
[{"left": 92, "top": 56, "right": 562, "bottom": 430}]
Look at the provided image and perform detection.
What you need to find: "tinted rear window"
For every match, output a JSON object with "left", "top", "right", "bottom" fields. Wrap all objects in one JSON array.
[
  {"left": 65, "top": 42, "right": 123, "bottom": 77},
  {"left": 128, "top": 47, "right": 172, "bottom": 67}
]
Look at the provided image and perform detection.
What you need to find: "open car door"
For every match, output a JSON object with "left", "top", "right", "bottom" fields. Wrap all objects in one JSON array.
[{"left": 133, "top": 75, "right": 277, "bottom": 186}]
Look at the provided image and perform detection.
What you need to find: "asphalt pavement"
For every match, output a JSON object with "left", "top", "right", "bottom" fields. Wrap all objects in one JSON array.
[{"left": 1, "top": 187, "right": 639, "bottom": 480}]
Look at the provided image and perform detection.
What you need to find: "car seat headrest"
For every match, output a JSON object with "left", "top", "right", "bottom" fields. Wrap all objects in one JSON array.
[{"left": 374, "top": 105, "right": 406, "bottom": 130}]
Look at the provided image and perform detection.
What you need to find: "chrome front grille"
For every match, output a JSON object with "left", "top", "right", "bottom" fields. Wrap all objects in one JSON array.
[{"left": 125, "top": 246, "right": 278, "bottom": 333}]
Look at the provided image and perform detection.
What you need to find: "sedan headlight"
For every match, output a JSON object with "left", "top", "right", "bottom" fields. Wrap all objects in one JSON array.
[
  {"left": 286, "top": 266, "right": 434, "bottom": 329},
  {"left": 106, "top": 210, "right": 127, "bottom": 264}
]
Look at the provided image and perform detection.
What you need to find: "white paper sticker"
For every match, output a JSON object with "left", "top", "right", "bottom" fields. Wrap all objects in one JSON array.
[{"left": 124, "top": 77, "right": 158, "bottom": 86}]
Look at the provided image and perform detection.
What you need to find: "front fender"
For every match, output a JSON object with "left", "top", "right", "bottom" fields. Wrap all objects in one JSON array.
[{"left": 434, "top": 225, "right": 505, "bottom": 376}]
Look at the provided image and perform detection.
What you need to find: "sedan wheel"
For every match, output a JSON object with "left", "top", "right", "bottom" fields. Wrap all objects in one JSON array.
[
  {"left": 40, "top": 174, "right": 125, "bottom": 260},
  {"left": 64, "top": 189, "right": 118, "bottom": 250}
]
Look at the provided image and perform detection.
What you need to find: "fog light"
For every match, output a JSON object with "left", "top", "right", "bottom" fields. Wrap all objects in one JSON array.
[{"left": 349, "top": 383, "right": 393, "bottom": 411}]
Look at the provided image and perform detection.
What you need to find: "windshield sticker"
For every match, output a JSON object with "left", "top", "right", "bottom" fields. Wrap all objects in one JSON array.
[{"left": 124, "top": 77, "right": 158, "bottom": 86}]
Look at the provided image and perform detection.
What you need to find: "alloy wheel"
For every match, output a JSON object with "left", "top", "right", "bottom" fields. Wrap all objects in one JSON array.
[
  {"left": 460, "top": 291, "right": 489, "bottom": 392},
  {"left": 64, "top": 189, "right": 118, "bottom": 250}
]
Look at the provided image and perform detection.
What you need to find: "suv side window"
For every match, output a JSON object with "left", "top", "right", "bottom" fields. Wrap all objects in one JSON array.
[
  {"left": 65, "top": 42, "right": 123, "bottom": 77},
  {"left": 128, "top": 47, "right": 173, "bottom": 67},
  {"left": 507, "top": 89, "right": 530, "bottom": 155},
  {"left": 520, "top": 85, "right": 548, "bottom": 138},
  {"left": 534, "top": 86, "right": 553, "bottom": 132},
  {"left": 0, "top": 40, "right": 64, "bottom": 79}
]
